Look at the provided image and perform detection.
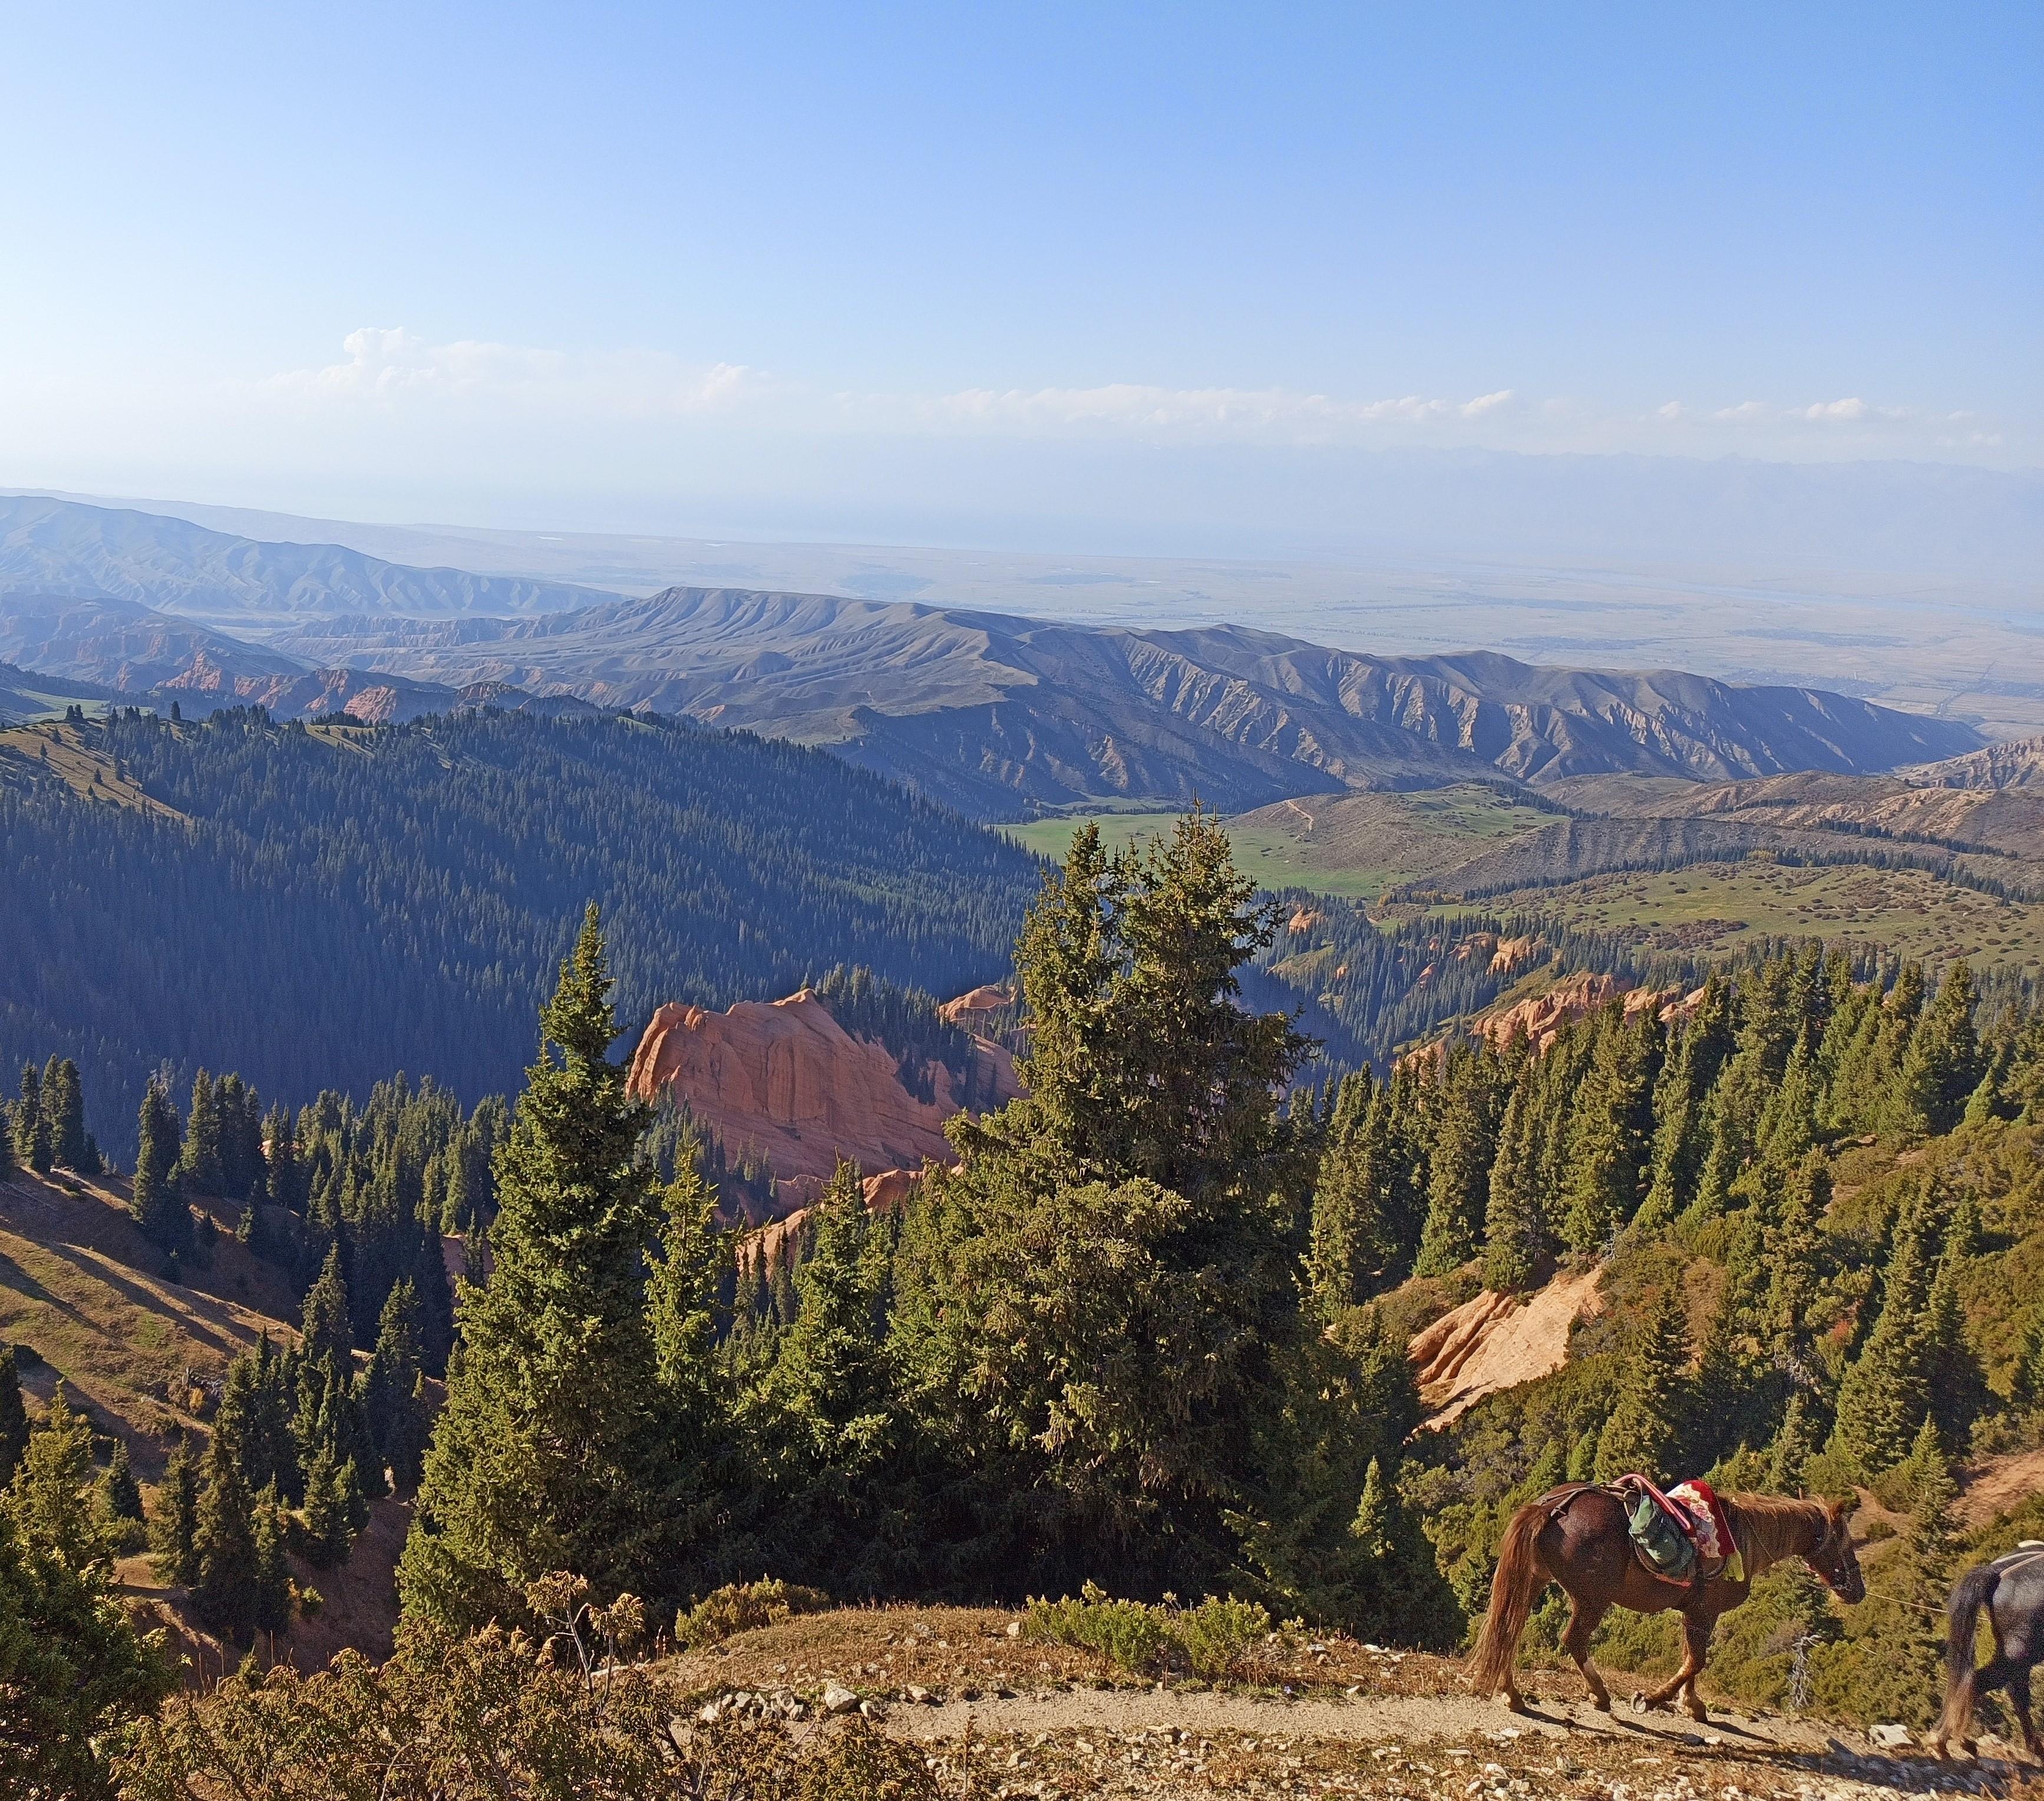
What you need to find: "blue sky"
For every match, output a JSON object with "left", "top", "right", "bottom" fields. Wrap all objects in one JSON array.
[{"left": 2, "top": 2, "right": 2037, "bottom": 545}]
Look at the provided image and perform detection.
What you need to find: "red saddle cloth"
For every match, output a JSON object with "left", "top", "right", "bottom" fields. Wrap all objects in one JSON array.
[{"left": 1616, "top": 1473, "right": 1745, "bottom": 1582}]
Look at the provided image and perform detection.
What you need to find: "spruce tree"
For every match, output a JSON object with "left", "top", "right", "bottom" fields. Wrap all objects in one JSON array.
[
  {"left": 148, "top": 1434, "right": 202, "bottom": 1585},
  {"left": 1307, "top": 1075, "right": 1398, "bottom": 1313},
  {"left": 14, "top": 1062, "right": 52, "bottom": 1174},
  {"left": 0, "top": 1346, "right": 28, "bottom": 1486},
  {"left": 179, "top": 1070, "right": 224, "bottom": 1194},
  {"left": 1414, "top": 1044, "right": 1504, "bottom": 1278},
  {"left": 6, "top": 1384, "right": 113, "bottom": 1574},
  {"left": 399, "top": 904, "right": 671, "bottom": 1629},
  {"left": 215, "top": 1336, "right": 302, "bottom": 1502},
  {"left": 1594, "top": 1280, "right": 1692, "bottom": 1482},
  {"left": 1766, "top": 1155, "right": 1830, "bottom": 1375},
  {"left": 360, "top": 1278, "right": 430, "bottom": 1492},
  {"left": 104, "top": 1440, "right": 144, "bottom": 1522},
  {"left": 1828, "top": 1181, "right": 1944, "bottom": 1478},
  {"left": 645, "top": 1156, "right": 728, "bottom": 1427},
  {"left": 1899, "top": 1415, "right": 1957, "bottom": 1544},
  {"left": 1481, "top": 1079, "right": 1546, "bottom": 1293},
  {"left": 43, "top": 1056, "right": 88, "bottom": 1172},
  {"left": 1560, "top": 1002, "right": 1659, "bottom": 1254},
  {"left": 301, "top": 1244, "right": 355, "bottom": 1367},
  {"left": 250, "top": 1485, "right": 293, "bottom": 1634},
  {"left": 300, "top": 1436, "right": 355, "bottom": 1568},
  {"left": 263, "top": 1100, "right": 300, "bottom": 1210},
  {"left": 131, "top": 1079, "right": 189, "bottom": 1251},
  {"left": 759, "top": 1161, "right": 891, "bottom": 1483},
  {"left": 1766, "top": 1392, "right": 1816, "bottom": 1494},
  {"left": 192, "top": 1426, "right": 260, "bottom": 1640},
  {"left": 1898, "top": 962, "right": 1982, "bottom": 1135}
]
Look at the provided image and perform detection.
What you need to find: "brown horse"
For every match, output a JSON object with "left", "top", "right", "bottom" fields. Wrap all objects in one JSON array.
[{"left": 1470, "top": 1486, "right": 1865, "bottom": 1720}]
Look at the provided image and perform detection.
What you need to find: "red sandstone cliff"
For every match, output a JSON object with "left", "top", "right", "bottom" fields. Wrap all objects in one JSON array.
[{"left": 625, "top": 989, "right": 1019, "bottom": 1196}]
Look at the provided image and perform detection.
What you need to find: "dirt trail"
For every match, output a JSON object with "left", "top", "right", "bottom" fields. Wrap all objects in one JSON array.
[
  {"left": 879, "top": 1687, "right": 2043, "bottom": 1797},
  {"left": 1958, "top": 1446, "right": 2044, "bottom": 1528}
]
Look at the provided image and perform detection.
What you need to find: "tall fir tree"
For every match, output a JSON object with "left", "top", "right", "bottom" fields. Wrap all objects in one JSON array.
[
  {"left": 131, "top": 1079, "right": 189, "bottom": 1251},
  {"left": 0, "top": 1345, "right": 28, "bottom": 1487},
  {"left": 1414, "top": 1043, "right": 1504, "bottom": 1277},
  {"left": 6, "top": 1384, "right": 112, "bottom": 1572},
  {"left": 1898, "top": 962, "right": 1982, "bottom": 1136},
  {"left": 148, "top": 1435, "right": 202, "bottom": 1585},
  {"left": 179, "top": 1070, "right": 224, "bottom": 1194},
  {"left": 14, "top": 1061, "right": 52, "bottom": 1174},
  {"left": 103, "top": 1440, "right": 144, "bottom": 1522},
  {"left": 1307, "top": 1074, "right": 1399, "bottom": 1313},
  {"left": 191, "top": 1426, "right": 260, "bottom": 1640},
  {"left": 1481, "top": 1078, "right": 1546, "bottom": 1293},
  {"left": 1594, "top": 1279, "right": 1692, "bottom": 1482},
  {"left": 757, "top": 1161, "right": 892, "bottom": 1492},
  {"left": 301, "top": 1243, "right": 355, "bottom": 1367},
  {"left": 1828, "top": 1180, "right": 1945, "bottom": 1478},
  {"left": 359, "top": 1278, "right": 431, "bottom": 1492},
  {"left": 399, "top": 905, "right": 672, "bottom": 1629},
  {"left": 42, "top": 1056, "right": 88, "bottom": 1172}
]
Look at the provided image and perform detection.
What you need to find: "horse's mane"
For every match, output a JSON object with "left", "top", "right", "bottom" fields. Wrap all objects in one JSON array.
[{"left": 1722, "top": 1491, "right": 1828, "bottom": 1569}]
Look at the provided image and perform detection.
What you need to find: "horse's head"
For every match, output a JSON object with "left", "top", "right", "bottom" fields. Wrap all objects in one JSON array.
[{"left": 1807, "top": 1498, "right": 1865, "bottom": 1604}]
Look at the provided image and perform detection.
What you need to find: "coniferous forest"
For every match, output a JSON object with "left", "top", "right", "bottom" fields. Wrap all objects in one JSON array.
[
  {"left": 0, "top": 707, "right": 1039, "bottom": 1151},
  {"left": 7, "top": 811, "right": 2044, "bottom": 1795}
]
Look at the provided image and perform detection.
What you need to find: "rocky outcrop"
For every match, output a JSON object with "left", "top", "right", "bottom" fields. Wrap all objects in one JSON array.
[
  {"left": 1409, "top": 1270, "right": 1607, "bottom": 1429},
  {"left": 1471, "top": 971, "right": 1689, "bottom": 1054},
  {"left": 626, "top": 989, "right": 1019, "bottom": 1191},
  {"left": 735, "top": 1168, "right": 924, "bottom": 1276}
]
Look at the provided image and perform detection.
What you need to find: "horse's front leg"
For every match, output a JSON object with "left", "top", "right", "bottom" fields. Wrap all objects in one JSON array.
[
  {"left": 1564, "top": 1595, "right": 1614, "bottom": 1713},
  {"left": 1642, "top": 1611, "right": 1711, "bottom": 1719}
]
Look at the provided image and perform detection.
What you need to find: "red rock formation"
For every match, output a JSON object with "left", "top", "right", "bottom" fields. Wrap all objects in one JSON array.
[
  {"left": 626, "top": 989, "right": 1019, "bottom": 1192},
  {"left": 937, "top": 982, "right": 1015, "bottom": 1025},
  {"left": 1472, "top": 971, "right": 1685, "bottom": 1053},
  {"left": 734, "top": 1166, "right": 925, "bottom": 1276}
]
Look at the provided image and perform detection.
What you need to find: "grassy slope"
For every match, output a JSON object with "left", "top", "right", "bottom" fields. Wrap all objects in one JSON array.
[
  {"left": 0, "top": 1165, "right": 410, "bottom": 1675},
  {"left": 1006, "top": 787, "right": 1558, "bottom": 903},
  {"left": 0, "top": 1167, "right": 299, "bottom": 1478},
  {"left": 1433, "top": 860, "right": 2044, "bottom": 976}
]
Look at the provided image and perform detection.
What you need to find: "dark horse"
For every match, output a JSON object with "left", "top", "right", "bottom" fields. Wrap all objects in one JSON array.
[
  {"left": 1930, "top": 1545, "right": 2044, "bottom": 1762},
  {"left": 1471, "top": 1485, "right": 1865, "bottom": 1720}
]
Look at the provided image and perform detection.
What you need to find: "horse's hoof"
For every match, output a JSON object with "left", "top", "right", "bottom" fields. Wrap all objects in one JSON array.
[{"left": 1505, "top": 1694, "right": 1530, "bottom": 1716}]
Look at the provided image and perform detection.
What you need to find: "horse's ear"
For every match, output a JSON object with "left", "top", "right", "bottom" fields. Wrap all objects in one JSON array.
[{"left": 1830, "top": 1495, "right": 1862, "bottom": 1524}]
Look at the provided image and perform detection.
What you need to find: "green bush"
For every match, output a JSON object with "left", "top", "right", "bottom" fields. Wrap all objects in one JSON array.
[
  {"left": 1023, "top": 1581, "right": 1172, "bottom": 1675},
  {"left": 1022, "top": 1582, "right": 1275, "bottom": 1681},
  {"left": 1174, "top": 1595, "right": 1274, "bottom": 1681},
  {"left": 675, "top": 1577, "right": 831, "bottom": 1650}
]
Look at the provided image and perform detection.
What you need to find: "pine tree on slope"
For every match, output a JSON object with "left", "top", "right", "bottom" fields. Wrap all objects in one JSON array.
[
  {"left": 1594, "top": 1279, "right": 1692, "bottom": 1482},
  {"left": 131, "top": 1080, "right": 188, "bottom": 1251},
  {"left": 0, "top": 1346, "right": 28, "bottom": 1487},
  {"left": 398, "top": 905, "right": 671, "bottom": 1629}
]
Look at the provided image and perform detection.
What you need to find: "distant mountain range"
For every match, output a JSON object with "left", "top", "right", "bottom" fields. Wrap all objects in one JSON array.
[
  {"left": 0, "top": 496, "right": 1990, "bottom": 814},
  {"left": 277, "top": 587, "right": 1986, "bottom": 813},
  {"left": 0, "top": 494, "right": 606, "bottom": 620}
]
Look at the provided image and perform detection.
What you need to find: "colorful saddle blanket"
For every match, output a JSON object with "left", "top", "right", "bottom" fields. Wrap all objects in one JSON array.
[{"left": 1617, "top": 1475, "right": 1745, "bottom": 1585}]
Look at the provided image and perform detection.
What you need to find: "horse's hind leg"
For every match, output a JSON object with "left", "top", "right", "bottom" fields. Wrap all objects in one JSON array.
[
  {"left": 1564, "top": 1595, "right": 1614, "bottom": 1713},
  {"left": 2005, "top": 1662, "right": 2041, "bottom": 1762}
]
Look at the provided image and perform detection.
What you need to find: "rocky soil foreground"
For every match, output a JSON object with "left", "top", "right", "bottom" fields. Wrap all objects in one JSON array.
[{"left": 661, "top": 1608, "right": 2043, "bottom": 1801}]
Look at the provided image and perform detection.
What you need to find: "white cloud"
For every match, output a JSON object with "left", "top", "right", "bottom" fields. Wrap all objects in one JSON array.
[
  {"left": 248, "top": 332, "right": 2002, "bottom": 462},
  {"left": 268, "top": 328, "right": 765, "bottom": 416}
]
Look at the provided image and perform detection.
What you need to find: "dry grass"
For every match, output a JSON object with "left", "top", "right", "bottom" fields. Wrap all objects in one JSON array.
[{"left": 0, "top": 1168, "right": 302, "bottom": 1481}]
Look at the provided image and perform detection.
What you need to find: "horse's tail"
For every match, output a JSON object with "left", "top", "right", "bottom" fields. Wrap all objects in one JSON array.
[
  {"left": 1470, "top": 1500, "right": 1552, "bottom": 1697},
  {"left": 1932, "top": 1563, "right": 1997, "bottom": 1753}
]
